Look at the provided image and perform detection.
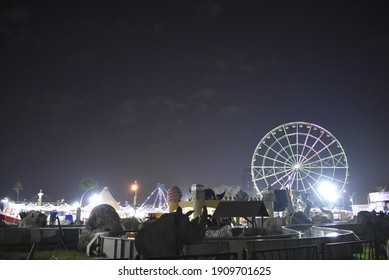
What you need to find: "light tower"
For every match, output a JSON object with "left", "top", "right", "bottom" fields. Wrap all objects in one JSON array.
[{"left": 131, "top": 181, "right": 138, "bottom": 206}]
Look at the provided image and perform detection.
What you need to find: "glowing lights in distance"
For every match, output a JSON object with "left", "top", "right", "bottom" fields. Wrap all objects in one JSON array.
[
  {"left": 89, "top": 193, "right": 101, "bottom": 206},
  {"left": 319, "top": 181, "right": 338, "bottom": 203}
]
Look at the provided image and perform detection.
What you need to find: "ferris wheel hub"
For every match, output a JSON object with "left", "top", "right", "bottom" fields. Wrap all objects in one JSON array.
[{"left": 293, "top": 164, "right": 301, "bottom": 170}]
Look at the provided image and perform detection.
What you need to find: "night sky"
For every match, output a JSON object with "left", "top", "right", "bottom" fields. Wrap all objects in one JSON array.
[{"left": 1, "top": 1, "right": 388, "bottom": 205}]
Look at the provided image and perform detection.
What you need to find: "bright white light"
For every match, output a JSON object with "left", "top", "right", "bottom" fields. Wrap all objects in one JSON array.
[
  {"left": 89, "top": 194, "right": 101, "bottom": 206},
  {"left": 319, "top": 181, "right": 338, "bottom": 202},
  {"left": 72, "top": 202, "right": 80, "bottom": 208}
]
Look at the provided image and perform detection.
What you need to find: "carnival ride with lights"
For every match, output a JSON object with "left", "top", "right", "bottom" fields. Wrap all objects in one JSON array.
[
  {"left": 139, "top": 183, "right": 169, "bottom": 212},
  {"left": 251, "top": 121, "right": 349, "bottom": 209}
]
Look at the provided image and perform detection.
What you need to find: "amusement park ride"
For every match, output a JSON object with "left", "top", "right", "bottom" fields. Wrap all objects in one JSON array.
[
  {"left": 2, "top": 121, "right": 375, "bottom": 225},
  {"left": 140, "top": 183, "right": 169, "bottom": 211},
  {"left": 136, "top": 121, "right": 350, "bottom": 217},
  {"left": 251, "top": 121, "right": 349, "bottom": 212}
]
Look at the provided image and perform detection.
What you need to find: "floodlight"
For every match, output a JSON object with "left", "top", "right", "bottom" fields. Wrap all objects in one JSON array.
[
  {"left": 89, "top": 193, "right": 100, "bottom": 206},
  {"left": 319, "top": 181, "right": 338, "bottom": 202}
]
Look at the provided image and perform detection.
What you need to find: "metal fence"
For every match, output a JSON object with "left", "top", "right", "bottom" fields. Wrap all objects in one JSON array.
[
  {"left": 248, "top": 244, "right": 319, "bottom": 260},
  {"left": 148, "top": 251, "right": 239, "bottom": 260},
  {"left": 248, "top": 238, "right": 388, "bottom": 260}
]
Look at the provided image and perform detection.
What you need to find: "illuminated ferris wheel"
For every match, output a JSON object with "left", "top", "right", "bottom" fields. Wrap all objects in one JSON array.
[
  {"left": 140, "top": 183, "right": 169, "bottom": 211},
  {"left": 251, "top": 121, "right": 349, "bottom": 203}
]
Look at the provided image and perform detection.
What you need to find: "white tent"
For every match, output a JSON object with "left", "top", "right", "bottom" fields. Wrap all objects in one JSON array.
[{"left": 85, "top": 186, "right": 120, "bottom": 210}]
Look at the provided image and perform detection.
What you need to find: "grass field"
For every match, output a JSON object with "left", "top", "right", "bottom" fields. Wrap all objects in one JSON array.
[{"left": 0, "top": 248, "right": 94, "bottom": 260}]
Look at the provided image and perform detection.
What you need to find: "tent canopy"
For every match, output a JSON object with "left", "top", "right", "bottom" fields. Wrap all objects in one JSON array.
[{"left": 86, "top": 186, "right": 119, "bottom": 210}]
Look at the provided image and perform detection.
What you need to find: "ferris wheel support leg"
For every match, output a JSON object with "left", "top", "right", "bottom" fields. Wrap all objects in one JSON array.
[{"left": 254, "top": 186, "right": 262, "bottom": 199}]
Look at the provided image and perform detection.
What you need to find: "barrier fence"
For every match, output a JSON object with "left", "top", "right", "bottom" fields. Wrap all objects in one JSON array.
[
  {"left": 146, "top": 238, "right": 388, "bottom": 260},
  {"left": 247, "top": 238, "right": 388, "bottom": 260}
]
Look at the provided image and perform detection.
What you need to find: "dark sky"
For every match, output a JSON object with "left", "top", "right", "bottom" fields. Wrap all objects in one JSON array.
[{"left": 1, "top": 0, "right": 388, "bottom": 205}]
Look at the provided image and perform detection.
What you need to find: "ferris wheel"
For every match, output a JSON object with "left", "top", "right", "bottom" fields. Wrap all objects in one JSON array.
[
  {"left": 140, "top": 183, "right": 169, "bottom": 211},
  {"left": 251, "top": 121, "right": 349, "bottom": 203}
]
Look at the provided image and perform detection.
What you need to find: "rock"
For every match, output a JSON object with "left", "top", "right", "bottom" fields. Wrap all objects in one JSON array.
[
  {"left": 205, "top": 224, "right": 233, "bottom": 237},
  {"left": 19, "top": 210, "right": 47, "bottom": 228},
  {"left": 290, "top": 211, "right": 311, "bottom": 224},
  {"left": 78, "top": 204, "right": 124, "bottom": 251},
  {"left": 265, "top": 217, "right": 285, "bottom": 234},
  {"left": 234, "top": 190, "right": 250, "bottom": 201},
  {"left": 122, "top": 217, "right": 141, "bottom": 231},
  {"left": 85, "top": 204, "right": 123, "bottom": 232}
]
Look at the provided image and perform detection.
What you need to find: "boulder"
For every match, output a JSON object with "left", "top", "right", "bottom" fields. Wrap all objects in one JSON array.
[
  {"left": 78, "top": 204, "right": 123, "bottom": 251},
  {"left": 85, "top": 204, "right": 123, "bottom": 232},
  {"left": 19, "top": 210, "right": 47, "bottom": 228},
  {"left": 234, "top": 190, "right": 249, "bottom": 201},
  {"left": 264, "top": 216, "right": 285, "bottom": 234},
  {"left": 122, "top": 217, "right": 141, "bottom": 231},
  {"left": 290, "top": 211, "right": 311, "bottom": 224}
]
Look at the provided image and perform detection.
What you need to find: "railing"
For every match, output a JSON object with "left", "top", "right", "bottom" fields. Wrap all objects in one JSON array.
[
  {"left": 248, "top": 244, "right": 319, "bottom": 260},
  {"left": 147, "top": 251, "right": 239, "bottom": 260},
  {"left": 353, "top": 238, "right": 388, "bottom": 260},
  {"left": 322, "top": 240, "right": 363, "bottom": 260},
  {"left": 247, "top": 239, "right": 388, "bottom": 260}
]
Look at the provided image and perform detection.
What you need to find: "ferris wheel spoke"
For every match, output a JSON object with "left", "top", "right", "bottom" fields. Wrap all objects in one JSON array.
[
  {"left": 306, "top": 181, "right": 324, "bottom": 203},
  {"left": 259, "top": 167, "right": 292, "bottom": 181},
  {"left": 300, "top": 170, "right": 324, "bottom": 189},
  {"left": 269, "top": 132, "right": 295, "bottom": 160},
  {"left": 303, "top": 140, "right": 336, "bottom": 163},
  {"left": 252, "top": 168, "right": 276, "bottom": 179},
  {"left": 332, "top": 154, "right": 347, "bottom": 167},
  {"left": 302, "top": 131, "right": 326, "bottom": 161},
  {"left": 307, "top": 151, "right": 347, "bottom": 167},
  {"left": 252, "top": 166, "right": 283, "bottom": 180},
  {"left": 252, "top": 166, "right": 288, "bottom": 175},
  {"left": 270, "top": 168, "right": 295, "bottom": 188},
  {"left": 282, "top": 126, "right": 297, "bottom": 162},
  {"left": 253, "top": 168, "right": 279, "bottom": 180},
  {"left": 304, "top": 168, "right": 345, "bottom": 184},
  {"left": 260, "top": 169, "right": 289, "bottom": 186},
  {"left": 296, "top": 126, "right": 300, "bottom": 161},
  {"left": 300, "top": 171, "right": 330, "bottom": 197},
  {"left": 287, "top": 171, "right": 299, "bottom": 190},
  {"left": 294, "top": 172, "right": 308, "bottom": 192},
  {"left": 259, "top": 142, "right": 290, "bottom": 162},
  {"left": 298, "top": 127, "right": 313, "bottom": 163},
  {"left": 253, "top": 153, "right": 289, "bottom": 166},
  {"left": 304, "top": 167, "right": 347, "bottom": 185},
  {"left": 308, "top": 165, "right": 348, "bottom": 169},
  {"left": 298, "top": 136, "right": 324, "bottom": 163},
  {"left": 300, "top": 142, "right": 326, "bottom": 165}
]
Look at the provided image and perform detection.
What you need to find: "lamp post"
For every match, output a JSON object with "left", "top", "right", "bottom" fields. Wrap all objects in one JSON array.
[{"left": 131, "top": 181, "right": 138, "bottom": 207}]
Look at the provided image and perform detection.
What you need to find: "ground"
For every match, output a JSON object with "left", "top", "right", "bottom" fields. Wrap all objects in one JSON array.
[{"left": 0, "top": 248, "right": 94, "bottom": 260}]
